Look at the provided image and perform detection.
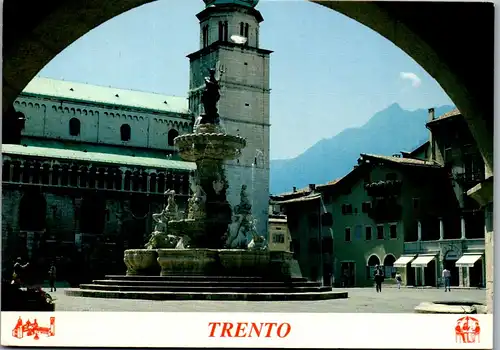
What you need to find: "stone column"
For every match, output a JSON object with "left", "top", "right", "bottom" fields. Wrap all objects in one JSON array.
[
  {"left": 417, "top": 220, "right": 422, "bottom": 241},
  {"left": 458, "top": 267, "right": 464, "bottom": 287},
  {"left": 439, "top": 218, "right": 444, "bottom": 240},
  {"left": 461, "top": 216, "right": 466, "bottom": 240}
]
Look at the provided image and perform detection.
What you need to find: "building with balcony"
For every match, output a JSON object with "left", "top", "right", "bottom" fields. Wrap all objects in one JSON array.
[
  {"left": 1, "top": 77, "right": 195, "bottom": 283},
  {"left": 274, "top": 153, "right": 447, "bottom": 287},
  {"left": 396, "top": 108, "right": 486, "bottom": 289}
]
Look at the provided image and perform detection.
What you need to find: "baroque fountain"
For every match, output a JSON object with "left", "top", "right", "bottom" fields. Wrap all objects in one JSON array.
[
  {"left": 124, "top": 68, "right": 280, "bottom": 278},
  {"left": 65, "top": 68, "right": 347, "bottom": 300}
]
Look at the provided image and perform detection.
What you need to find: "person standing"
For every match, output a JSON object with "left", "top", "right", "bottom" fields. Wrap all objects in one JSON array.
[
  {"left": 48, "top": 262, "right": 57, "bottom": 292},
  {"left": 442, "top": 267, "right": 451, "bottom": 292},
  {"left": 395, "top": 272, "right": 402, "bottom": 289},
  {"left": 374, "top": 265, "right": 384, "bottom": 293}
]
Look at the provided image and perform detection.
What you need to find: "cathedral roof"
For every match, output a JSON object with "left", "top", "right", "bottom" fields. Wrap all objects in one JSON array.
[
  {"left": 21, "top": 77, "right": 190, "bottom": 115},
  {"left": 2, "top": 144, "right": 196, "bottom": 172}
]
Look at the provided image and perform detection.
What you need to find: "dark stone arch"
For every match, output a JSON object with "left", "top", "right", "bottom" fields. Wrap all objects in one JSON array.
[
  {"left": 149, "top": 172, "right": 157, "bottom": 193},
  {"left": 19, "top": 190, "right": 46, "bottom": 231},
  {"left": 2, "top": 160, "right": 12, "bottom": 182},
  {"left": 168, "top": 129, "right": 179, "bottom": 147},
  {"left": 80, "top": 193, "right": 106, "bottom": 234},
  {"left": 124, "top": 171, "right": 132, "bottom": 191}
]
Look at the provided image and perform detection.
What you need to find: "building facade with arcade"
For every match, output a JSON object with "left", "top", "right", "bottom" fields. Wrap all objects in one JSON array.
[{"left": 1, "top": 77, "right": 195, "bottom": 283}]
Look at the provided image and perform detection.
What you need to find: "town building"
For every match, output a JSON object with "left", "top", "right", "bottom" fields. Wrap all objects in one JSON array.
[
  {"left": 2, "top": 77, "right": 195, "bottom": 283},
  {"left": 187, "top": 0, "right": 271, "bottom": 236},
  {"left": 275, "top": 155, "right": 448, "bottom": 287},
  {"left": 400, "top": 108, "right": 486, "bottom": 288},
  {"left": 273, "top": 108, "right": 487, "bottom": 289}
]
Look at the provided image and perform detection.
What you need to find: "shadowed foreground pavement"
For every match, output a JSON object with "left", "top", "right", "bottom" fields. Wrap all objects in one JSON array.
[{"left": 49, "top": 287, "right": 486, "bottom": 313}]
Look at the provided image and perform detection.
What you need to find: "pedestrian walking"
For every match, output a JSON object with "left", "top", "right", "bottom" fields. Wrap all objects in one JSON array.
[
  {"left": 48, "top": 262, "right": 57, "bottom": 292},
  {"left": 374, "top": 265, "right": 384, "bottom": 293},
  {"left": 395, "top": 272, "right": 402, "bottom": 289},
  {"left": 442, "top": 268, "right": 451, "bottom": 292}
]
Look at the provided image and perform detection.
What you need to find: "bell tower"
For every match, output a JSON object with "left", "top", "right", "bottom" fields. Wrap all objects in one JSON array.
[{"left": 187, "top": 0, "right": 271, "bottom": 236}]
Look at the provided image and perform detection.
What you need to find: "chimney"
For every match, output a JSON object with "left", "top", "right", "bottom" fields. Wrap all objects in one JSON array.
[
  {"left": 309, "top": 184, "right": 316, "bottom": 192},
  {"left": 428, "top": 107, "right": 435, "bottom": 161},
  {"left": 292, "top": 186, "right": 297, "bottom": 193},
  {"left": 428, "top": 108, "right": 435, "bottom": 121}
]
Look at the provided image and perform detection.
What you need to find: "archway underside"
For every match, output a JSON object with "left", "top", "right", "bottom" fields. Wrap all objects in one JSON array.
[{"left": 2, "top": 0, "right": 493, "bottom": 174}]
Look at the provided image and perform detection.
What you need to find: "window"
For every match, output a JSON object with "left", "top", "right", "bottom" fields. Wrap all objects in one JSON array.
[
  {"left": 218, "top": 21, "right": 223, "bottom": 41},
  {"left": 386, "top": 173, "right": 397, "bottom": 181},
  {"left": 344, "top": 227, "right": 351, "bottom": 242},
  {"left": 365, "top": 226, "right": 372, "bottom": 240},
  {"left": 168, "top": 129, "right": 179, "bottom": 147},
  {"left": 244, "top": 23, "right": 249, "bottom": 38},
  {"left": 390, "top": 224, "right": 397, "bottom": 239},
  {"left": 362, "top": 201, "right": 371, "bottom": 213},
  {"left": 202, "top": 25, "right": 209, "bottom": 47},
  {"left": 272, "top": 233, "right": 285, "bottom": 244},
  {"left": 342, "top": 204, "right": 353, "bottom": 215},
  {"left": 219, "top": 21, "right": 228, "bottom": 42},
  {"left": 120, "top": 124, "right": 131, "bottom": 141},
  {"left": 308, "top": 213, "right": 318, "bottom": 227},
  {"left": 69, "top": 118, "right": 81, "bottom": 136},
  {"left": 377, "top": 225, "right": 384, "bottom": 239}
]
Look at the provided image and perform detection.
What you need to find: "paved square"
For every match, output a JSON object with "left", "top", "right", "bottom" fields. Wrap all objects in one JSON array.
[{"left": 50, "top": 287, "right": 486, "bottom": 313}]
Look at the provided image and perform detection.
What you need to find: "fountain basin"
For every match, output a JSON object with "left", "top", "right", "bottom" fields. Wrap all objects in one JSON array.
[
  {"left": 175, "top": 133, "right": 246, "bottom": 162},
  {"left": 124, "top": 249, "right": 159, "bottom": 276},
  {"left": 218, "top": 249, "right": 270, "bottom": 277},
  {"left": 157, "top": 249, "right": 219, "bottom": 276}
]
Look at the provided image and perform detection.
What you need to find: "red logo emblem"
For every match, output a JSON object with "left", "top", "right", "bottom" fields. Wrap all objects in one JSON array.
[
  {"left": 12, "top": 316, "right": 55, "bottom": 340},
  {"left": 455, "top": 316, "right": 480, "bottom": 344}
]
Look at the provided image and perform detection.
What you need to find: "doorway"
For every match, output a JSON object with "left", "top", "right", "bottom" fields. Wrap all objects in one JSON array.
[
  {"left": 424, "top": 259, "right": 437, "bottom": 286},
  {"left": 444, "top": 259, "right": 460, "bottom": 286},
  {"left": 469, "top": 259, "right": 483, "bottom": 288},
  {"left": 340, "top": 261, "right": 355, "bottom": 287}
]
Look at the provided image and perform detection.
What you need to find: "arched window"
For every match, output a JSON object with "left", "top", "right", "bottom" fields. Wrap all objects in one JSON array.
[
  {"left": 69, "top": 117, "right": 80, "bottom": 136},
  {"left": 244, "top": 23, "right": 249, "bottom": 38},
  {"left": 168, "top": 129, "right": 179, "bottom": 147},
  {"left": 218, "top": 21, "right": 223, "bottom": 41},
  {"left": 383, "top": 254, "right": 397, "bottom": 278},
  {"left": 202, "top": 25, "right": 209, "bottom": 47},
  {"left": 366, "top": 254, "right": 381, "bottom": 280},
  {"left": 224, "top": 21, "right": 228, "bottom": 41},
  {"left": 120, "top": 124, "right": 131, "bottom": 141}
]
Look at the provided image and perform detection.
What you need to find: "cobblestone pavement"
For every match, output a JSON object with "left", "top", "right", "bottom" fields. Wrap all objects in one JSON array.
[{"left": 50, "top": 287, "right": 486, "bottom": 313}]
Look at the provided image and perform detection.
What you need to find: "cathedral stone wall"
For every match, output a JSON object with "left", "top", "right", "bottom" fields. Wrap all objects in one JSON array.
[{"left": 14, "top": 96, "right": 191, "bottom": 151}]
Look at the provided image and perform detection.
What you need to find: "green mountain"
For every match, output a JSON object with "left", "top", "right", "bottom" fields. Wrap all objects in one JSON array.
[{"left": 270, "top": 103, "right": 455, "bottom": 194}]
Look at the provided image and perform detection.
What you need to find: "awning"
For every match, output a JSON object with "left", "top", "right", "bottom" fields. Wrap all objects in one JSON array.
[
  {"left": 455, "top": 254, "right": 482, "bottom": 268},
  {"left": 411, "top": 255, "right": 436, "bottom": 267},
  {"left": 393, "top": 255, "right": 416, "bottom": 267}
]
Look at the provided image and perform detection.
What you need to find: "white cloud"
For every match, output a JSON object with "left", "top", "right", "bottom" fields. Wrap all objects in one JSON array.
[{"left": 399, "top": 72, "right": 422, "bottom": 88}]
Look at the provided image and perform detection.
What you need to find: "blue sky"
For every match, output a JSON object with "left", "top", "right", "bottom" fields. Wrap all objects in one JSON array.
[{"left": 38, "top": 0, "right": 453, "bottom": 160}]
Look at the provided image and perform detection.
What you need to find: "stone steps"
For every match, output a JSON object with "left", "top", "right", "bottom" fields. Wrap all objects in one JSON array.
[
  {"left": 64, "top": 288, "right": 349, "bottom": 301},
  {"left": 80, "top": 283, "right": 331, "bottom": 293},
  {"left": 65, "top": 275, "right": 349, "bottom": 301},
  {"left": 92, "top": 279, "right": 319, "bottom": 288},
  {"left": 104, "top": 275, "right": 307, "bottom": 282}
]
